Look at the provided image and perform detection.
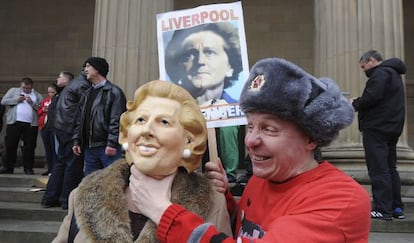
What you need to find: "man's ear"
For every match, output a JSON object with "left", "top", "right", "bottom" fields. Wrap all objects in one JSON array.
[{"left": 306, "top": 139, "right": 318, "bottom": 151}]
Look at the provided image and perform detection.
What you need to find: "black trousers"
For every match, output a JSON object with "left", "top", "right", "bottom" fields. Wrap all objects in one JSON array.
[
  {"left": 3, "top": 121, "right": 37, "bottom": 170},
  {"left": 362, "top": 129, "right": 404, "bottom": 215}
]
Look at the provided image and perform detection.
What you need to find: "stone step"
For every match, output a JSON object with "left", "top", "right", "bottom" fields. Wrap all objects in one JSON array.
[
  {"left": 0, "top": 169, "right": 413, "bottom": 243},
  {"left": 0, "top": 186, "right": 44, "bottom": 203},
  {"left": 370, "top": 203, "right": 414, "bottom": 233},
  {"left": 0, "top": 173, "right": 47, "bottom": 188},
  {"left": 362, "top": 185, "right": 414, "bottom": 198},
  {"left": 0, "top": 219, "right": 61, "bottom": 243},
  {"left": 0, "top": 202, "right": 66, "bottom": 221},
  {"left": 0, "top": 168, "right": 48, "bottom": 187},
  {"left": 369, "top": 233, "right": 414, "bottom": 243},
  {"left": 344, "top": 170, "right": 414, "bottom": 185}
]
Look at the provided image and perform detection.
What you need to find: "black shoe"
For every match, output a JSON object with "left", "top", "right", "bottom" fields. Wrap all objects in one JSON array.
[
  {"left": 41, "top": 200, "right": 60, "bottom": 208},
  {"left": 0, "top": 167, "right": 13, "bottom": 174},
  {"left": 371, "top": 210, "right": 392, "bottom": 221},
  {"left": 24, "top": 169, "right": 34, "bottom": 175}
]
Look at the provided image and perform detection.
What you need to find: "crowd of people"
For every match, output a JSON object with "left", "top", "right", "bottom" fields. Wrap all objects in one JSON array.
[
  {"left": 0, "top": 57, "right": 126, "bottom": 211},
  {"left": 0, "top": 49, "right": 407, "bottom": 242}
]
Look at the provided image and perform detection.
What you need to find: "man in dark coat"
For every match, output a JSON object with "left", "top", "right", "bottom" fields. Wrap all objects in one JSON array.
[
  {"left": 352, "top": 50, "right": 406, "bottom": 221},
  {"left": 72, "top": 57, "right": 126, "bottom": 175},
  {"left": 42, "top": 68, "right": 90, "bottom": 210}
]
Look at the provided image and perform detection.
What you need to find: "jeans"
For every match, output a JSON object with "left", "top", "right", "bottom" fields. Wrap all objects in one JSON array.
[
  {"left": 42, "top": 129, "right": 84, "bottom": 208},
  {"left": 84, "top": 146, "right": 121, "bottom": 175}
]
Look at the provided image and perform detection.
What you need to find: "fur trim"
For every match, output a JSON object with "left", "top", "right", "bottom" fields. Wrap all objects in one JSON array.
[
  {"left": 75, "top": 159, "right": 213, "bottom": 242},
  {"left": 75, "top": 159, "right": 132, "bottom": 242}
]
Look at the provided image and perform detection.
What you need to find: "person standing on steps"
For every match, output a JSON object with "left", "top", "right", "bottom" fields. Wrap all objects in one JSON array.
[
  {"left": 72, "top": 57, "right": 126, "bottom": 175},
  {"left": 351, "top": 50, "right": 406, "bottom": 221},
  {"left": 37, "top": 83, "right": 58, "bottom": 176},
  {"left": 0, "top": 77, "right": 43, "bottom": 174},
  {"left": 42, "top": 66, "right": 89, "bottom": 210}
]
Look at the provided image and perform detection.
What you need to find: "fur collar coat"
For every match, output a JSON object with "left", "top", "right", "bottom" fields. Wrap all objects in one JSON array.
[{"left": 52, "top": 159, "right": 232, "bottom": 243}]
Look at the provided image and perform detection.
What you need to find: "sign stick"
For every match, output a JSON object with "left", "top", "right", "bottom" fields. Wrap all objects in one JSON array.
[{"left": 207, "top": 128, "right": 218, "bottom": 165}]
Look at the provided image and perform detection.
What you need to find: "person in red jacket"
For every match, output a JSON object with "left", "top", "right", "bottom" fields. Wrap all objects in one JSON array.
[
  {"left": 128, "top": 58, "right": 371, "bottom": 242},
  {"left": 38, "top": 83, "right": 58, "bottom": 176}
]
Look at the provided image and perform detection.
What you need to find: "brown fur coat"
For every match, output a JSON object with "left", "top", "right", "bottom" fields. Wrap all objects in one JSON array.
[{"left": 52, "top": 159, "right": 232, "bottom": 243}]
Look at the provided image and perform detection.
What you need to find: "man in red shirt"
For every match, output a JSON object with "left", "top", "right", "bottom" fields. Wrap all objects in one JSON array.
[{"left": 128, "top": 58, "right": 371, "bottom": 242}]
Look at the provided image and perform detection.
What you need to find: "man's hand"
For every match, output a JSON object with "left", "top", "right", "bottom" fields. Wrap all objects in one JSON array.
[
  {"left": 25, "top": 96, "right": 33, "bottom": 105},
  {"left": 72, "top": 145, "right": 82, "bottom": 156},
  {"left": 204, "top": 158, "right": 229, "bottom": 194},
  {"left": 18, "top": 95, "right": 25, "bottom": 103},
  {"left": 105, "top": 146, "right": 117, "bottom": 156}
]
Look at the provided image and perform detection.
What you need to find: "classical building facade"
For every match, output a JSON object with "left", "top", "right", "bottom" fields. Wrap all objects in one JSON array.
[{"left": 1, "top": 0, "right": 413, "bottom": 173}]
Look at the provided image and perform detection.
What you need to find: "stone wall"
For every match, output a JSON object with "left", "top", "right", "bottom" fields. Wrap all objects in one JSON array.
[
  {"left": 0, "top": 0, "right": 95, "bottom": 96},
  {"left": 0, "top": 0, "right": 95, "bottom": 161}
]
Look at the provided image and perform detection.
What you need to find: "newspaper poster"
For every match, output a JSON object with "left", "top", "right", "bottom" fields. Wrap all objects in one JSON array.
[{"left": 157, "top": 1, "right": 249, "bottom": 128}]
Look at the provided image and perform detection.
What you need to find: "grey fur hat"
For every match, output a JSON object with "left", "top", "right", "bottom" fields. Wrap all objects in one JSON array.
[{"left": 240, "top": 58, "right": 354, "bottom": 147}]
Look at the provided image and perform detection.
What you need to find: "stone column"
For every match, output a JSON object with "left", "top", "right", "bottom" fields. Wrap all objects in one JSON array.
[
  {"left": 314, "top": 0, "right": 414, "bottom": 170},
  {"left": 92, "top": 0, "right": 173, "bottom": 99}
]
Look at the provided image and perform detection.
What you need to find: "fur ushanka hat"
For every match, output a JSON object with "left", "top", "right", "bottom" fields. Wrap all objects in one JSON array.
[{"left": 240, "top": 58, "right": 354, "bottom": 147}]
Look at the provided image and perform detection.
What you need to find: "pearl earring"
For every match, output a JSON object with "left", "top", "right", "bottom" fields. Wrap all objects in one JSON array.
[
  {"left": 182, "top": 148, "right": 191, "bottom": 159},
  {"left": 122, "top": 143, "right": 128, "bottom": 151}
]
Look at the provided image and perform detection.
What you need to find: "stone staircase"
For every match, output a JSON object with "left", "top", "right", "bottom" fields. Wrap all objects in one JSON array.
[
  {"left": 0, "top": 168, "right": 66, "bottom": 243},
  {"left": 0, "top": 167, "right": 413, "bottom": 243}
]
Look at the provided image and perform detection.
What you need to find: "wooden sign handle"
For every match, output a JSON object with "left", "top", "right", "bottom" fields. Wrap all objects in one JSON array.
[{"left": 207, "top": 128, "right": 218, "bottom": 164}]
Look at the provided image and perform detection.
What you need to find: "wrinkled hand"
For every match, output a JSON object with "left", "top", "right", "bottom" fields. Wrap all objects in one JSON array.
[
  {"left": 204, "top": 158, "right": 228, "bottom": 194},
  {"left": 105, "top": 146, "right": 117, "bottom": 156},
  {"left": 128, "top": 165, "right": 174, "bottom": 224}
]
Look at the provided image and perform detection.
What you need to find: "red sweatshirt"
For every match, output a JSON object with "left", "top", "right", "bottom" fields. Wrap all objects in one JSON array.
[
  {"left": 157, "top": 161, "right": 371, "bottom": 243},
  {"left": 37, "top": 96, "right": 52, "bottom": 130}
]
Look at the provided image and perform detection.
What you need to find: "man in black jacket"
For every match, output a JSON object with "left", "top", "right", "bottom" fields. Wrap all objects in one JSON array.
[
  {"left": 42, "top": 68, "right": 90, "bottom": 209},
  {"left": 352, "top": 50, "right": 406, "bottom": 221},
  {"left": 72, "top": 57, "right": 126, "bottom": 175}
]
